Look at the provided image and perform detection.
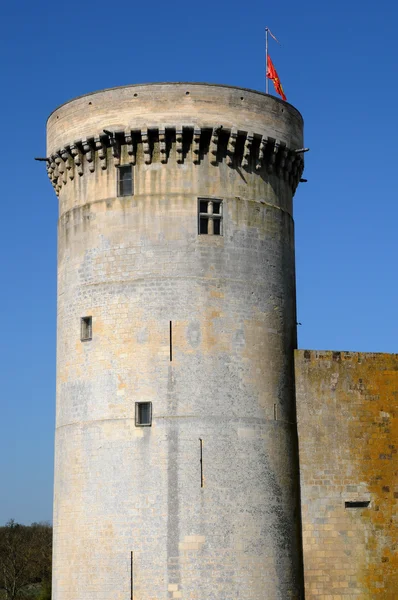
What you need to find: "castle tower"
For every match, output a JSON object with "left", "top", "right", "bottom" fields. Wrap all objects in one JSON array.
[{"left": 47, "top": 83, "right": 305, "bottom": 600}]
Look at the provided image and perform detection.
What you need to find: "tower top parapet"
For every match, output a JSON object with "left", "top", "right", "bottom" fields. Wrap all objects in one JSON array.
[
  {"left": 48, "top": 82, "right": 303, "bottom": 151},
  {"left": 48, "top": 82, "right": 303, "bottom": 122},
  {"left": 46, "top": 82, "right": 304, "bottom": 196}
]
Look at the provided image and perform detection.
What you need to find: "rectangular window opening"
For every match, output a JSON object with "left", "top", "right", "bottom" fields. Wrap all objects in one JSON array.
[
  {"left": 345, "top": 500, "right": 370, "bottom": 509},
  {"left": 199, "top": 200, "right": 208, "bottom": 213},
  {"left": 135, "top": 402, "right": 152, "bottom": 427},
  {"left": 118, "top": 165, "right": 133, "bottom": 197},
  {"left": 198, "top": 199, "right": 223, "bottom": 235},
  {"left": 212, "top": 202, "right": 221, "bottom": 215},
  {"left": 199, "top": 217, "right": 208, "bottom": 234},
  {"left": 81, "top": 316, "right": 92, "bottom": 341}
]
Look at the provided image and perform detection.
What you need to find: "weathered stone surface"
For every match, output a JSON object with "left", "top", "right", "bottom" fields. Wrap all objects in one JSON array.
[
  {"left": 49, "top": 83, "right": 305, "bottom": 600},
  {"left": 295, "top": 350, "right": 398, "bottom": 599}
]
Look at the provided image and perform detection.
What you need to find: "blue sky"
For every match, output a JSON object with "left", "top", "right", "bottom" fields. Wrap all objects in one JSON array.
[{"left": 0, "top": 0, "right": 396, "bottom": 524}]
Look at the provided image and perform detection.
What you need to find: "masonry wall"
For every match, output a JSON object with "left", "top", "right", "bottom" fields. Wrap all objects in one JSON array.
[{"left": 295, "top": 350, "right": 398, "bottom": 599}]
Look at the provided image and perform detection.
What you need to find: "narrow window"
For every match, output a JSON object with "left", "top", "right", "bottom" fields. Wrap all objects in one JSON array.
[
  {"left": 135, "top": 402, "right": 152, "bottom": 427},
  {"left": 118, "top": 165, "right": 133, "bottom": 196},
  {"left": 345, "top": 500, "right": 370, "bottom": 509},
  {"left": 81, "top": 316, "right": 92, "bottom": 341},
  {"left": 130, "top": 551, "right": 133, "bottom": 600},
  {"left": 198, "top": 199, "right": 223, "bottom": 235},
  {"left": 169, "top": 321, "right": 172, "bottom": 362},
  {"left": 199, "top": 438, "right": 204, "bottom": 487}
]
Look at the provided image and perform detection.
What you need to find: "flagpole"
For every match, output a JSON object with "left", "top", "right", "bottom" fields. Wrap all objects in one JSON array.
[{"left": 265, "top": 27, "right": 269, "bottom": 94}]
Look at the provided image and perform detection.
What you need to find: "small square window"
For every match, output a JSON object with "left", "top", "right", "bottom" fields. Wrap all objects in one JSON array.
[
  {"left": 81, "top": 316, "right": 92, "bottom": 341},
  {"left": 198, "top": 199, "right": 223, "bottom": 235},
  {"left": 118, "top": 165, "right": 133, "bottom": 196},
  {"left": 135, "top": 402, "right": 152, "bottom": 427}
]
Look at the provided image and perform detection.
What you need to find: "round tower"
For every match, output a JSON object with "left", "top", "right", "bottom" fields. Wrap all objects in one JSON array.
[{"left": 47, "top": 82, "right": 305, "bottom": 600}]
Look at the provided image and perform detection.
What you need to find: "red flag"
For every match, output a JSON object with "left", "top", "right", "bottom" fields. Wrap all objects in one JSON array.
[{"left": 267, "top": 55, "right": 287, "bottom": 101}]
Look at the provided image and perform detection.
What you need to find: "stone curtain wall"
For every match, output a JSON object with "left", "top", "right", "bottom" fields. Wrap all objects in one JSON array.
[{"left": 295, "top": 350, "right": 398, "bottom": 599}]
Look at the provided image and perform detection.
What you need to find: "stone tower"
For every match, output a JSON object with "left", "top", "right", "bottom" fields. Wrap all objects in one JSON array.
[{"left": 47, "top": 83, "right": 305, "bottom": 600}]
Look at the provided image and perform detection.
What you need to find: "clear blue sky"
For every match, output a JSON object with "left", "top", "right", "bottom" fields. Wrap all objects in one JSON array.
[{"left": 0, "top": 0, "right": 396, "bottom": 525}]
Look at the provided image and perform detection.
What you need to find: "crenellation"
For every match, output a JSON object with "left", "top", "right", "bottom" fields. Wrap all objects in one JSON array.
[
  {"left": 193, "top": 128, "right": 201, "bottom": 164},
  {"left": 70, "top": 143, "right": 84, "bottom": 176},
  {"left": 290, "top": 159, "right": 298, "bottom": 188},
  {"left": 49, "top": 156, "right": 60, "bottom": 194},
  {"left": 63, "top": 147, "right": 75, "bottom": 181},
  {"left": 94, "top": 137, "right": 107, "bottom": 170},
  {"left": 226, "top": 127, "right": 237, "bottom": 166},
  {"left": 141, "top": 128, "right": 151, "bottom": 165},
  {"left": 45, "top": 161, "right": 52, "bottom": 185},
  {"left": 284, "top": 150, "right": 294, "bottom": 182},
  {"left": 256, "top": 136, "right": 266, "bottom": 171},
  {"left": 59, "top": 148, "right": 70, "bottom": 183},
  {"left": 103, "top": 131, "right": 120, "bottom": 167},
  {"left": 55, "top": 153, "right": 67, "bottom": 185},
  {"left": 266, "top": 138, "right": 277, "bottom": 174},
  {"left": 159, "top": 128, "right": 167, "bottom": 164},
  {"left": 210, "top": 126, "right": 221, "bottom": 165},
  {"left": 175, "top": 127, "right": 183, "bottom": 164},
  {"left": 124, "top": 132, "right": 136, "bottom": 165},
  {"left": 82, "top": 139, "right": 95, "bottom": 173},
  {"left": 276, "top": 141, "right": 287, "bottom": 177},
  {"left": 241, "top": 132, "right": 253, "bottom": 168},
  {"left": 54, "top": 155, "right": 63, "bottom": 191},
  {"left": 46, "top": 125, "right": 305, "bottom": 196},
  {"left": 49, "top": 157, "right": 57, "bottom": 181}
]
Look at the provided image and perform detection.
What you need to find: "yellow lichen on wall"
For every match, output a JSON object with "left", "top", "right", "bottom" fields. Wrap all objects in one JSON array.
[{"left": 295, "top": 350, "right": 398, "bottom": 599}]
